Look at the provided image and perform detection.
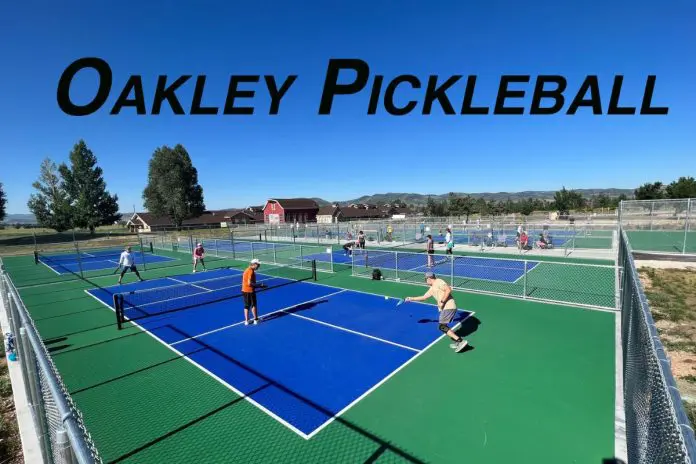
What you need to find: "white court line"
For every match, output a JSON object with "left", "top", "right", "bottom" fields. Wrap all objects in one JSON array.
[
  {"left": 284, "top": 311, "right": 420, "bottom": 353},
  {"left": 167, "top": 277, "right": 211, "bottom": 292},
  {"left": 513, "top": 260, "right": 541, "bottom": 284},
  {"left": 170, "top": 289, "right": 348, "bottom": 346},
  {"left": 83, "top": 289, "right": 312, "bottom": 439},
  {"left": 38, "top": 259, "right": 61, "bottom": 275},
  {"left": 305, "top": 310, "right": 476, "bottom": 439}
]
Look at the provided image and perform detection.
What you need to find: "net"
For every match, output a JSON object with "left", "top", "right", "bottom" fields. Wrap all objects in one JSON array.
[
  {"left": 36, "top": 244, "right": 150, "bottom": 263},
  {"left": 352, "top": 249, "right": 449, "bottom": 270},
  {"left": 114, "top": 261, "right": 317, "bottom": 329}
]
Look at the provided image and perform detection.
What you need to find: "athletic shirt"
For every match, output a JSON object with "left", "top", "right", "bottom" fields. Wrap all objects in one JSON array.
[
  {"left": 194, "top": 246, "right": 204, "bottom": 257},
  {"left": 119, "top": 251, "right": 134, "bottom": 267},
  {"left": 425, "top": 279, "right": 456, "bottom": 311},
  {"left": 445, "top": 232, "right": 452, "bottom": 244},
  {"left": 427, "top": 238, "right": 434, "bottom": 251},
  {"left": 242, "top": 267, "right": 256, "bottom": 293}
]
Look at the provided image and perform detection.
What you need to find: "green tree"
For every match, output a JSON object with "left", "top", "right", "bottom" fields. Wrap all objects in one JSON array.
[
  {"left": 0, "top": 182, "right": 6, "bottom": 222},
  {"left": 27, "top": 158, "right": 73, "bottom": 232},
  {"left": 634, "top": 182, "right": 664, "bottom": 200},
  {"left": 519, "top": 198, "right": 535, "bottom": 216},
  {"left": 665, "top": 177, "right": 696, "bottom": 199},
  {"left": 143, "top": 144, "right": 205, "bottom": 228},
  {"left": 58, "top": 140, "right": 120, "bottom": 234},
  {"left": 553, "top": 187, "right": 584, "bottom": 214},
  {"left": 425, "top": 196, "right": 447, "bottom": 217},
  {"left": 447, "top": 194, "right": 475, "bottom": 222}
]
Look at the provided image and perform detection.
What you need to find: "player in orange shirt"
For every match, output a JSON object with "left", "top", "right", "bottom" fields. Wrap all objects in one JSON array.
[{"left": 242, "top": 258, "right": 267, "bottom": 325}]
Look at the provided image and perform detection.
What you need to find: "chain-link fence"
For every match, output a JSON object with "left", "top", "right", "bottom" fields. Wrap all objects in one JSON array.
[
  {"left": 618, "top": 228, "right": 696, "bottom": 463},
  {"left": 0, "top": 258, "right": 102, "bottom": 464},
  {"left": 350, "top": 249, "right": 615, "bottom": 309},
  {"left": 620, "top": 199, "right": 695, "bottom": 255},
  {"left": 152, "top": 234, "right": 335, "bottom": 273}
]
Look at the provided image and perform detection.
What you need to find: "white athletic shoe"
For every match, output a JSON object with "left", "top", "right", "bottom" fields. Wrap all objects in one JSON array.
[
  {"left": 193, "top": 270, "right": 197, "bottom": 273},
  {"left": 244, "top": 320, "right": 249, "bottom": 326},
  {"left": 455, "top": 340, "right": 469, "bottom": 353},
  {"left": 253, "top": 319, "right": 259, "bottom": 325},
  {"left": 450, "top": 342, "right": 458, "bottom": 349}
]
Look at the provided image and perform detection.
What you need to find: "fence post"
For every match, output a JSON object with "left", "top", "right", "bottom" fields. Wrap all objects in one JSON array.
[
  {"left": 683, "top": 199, "right": 691, "bottom": 255},
  {"left": 137, "top": 231, "right": 147, "bottom": 271},
  {"left": 74, "top": 240, "right": 84, "bottom": 279},
  {"left": 395, "top": 251, "right": 399, "bottom": 281},
  {"left": 523, "top": 260, "right": 528, "bottom": 298},
  {"left": 450, "top": 254, "right": 454, "bottom": 285},
  {"left": 273, "top": 243, "right": 277, "bottom": 264},
  {"left": 20, "top": 327, "right": 52, "bottom": 463},
  {"left": 56, "top": 429, "right": 75, "bottom": 464}
]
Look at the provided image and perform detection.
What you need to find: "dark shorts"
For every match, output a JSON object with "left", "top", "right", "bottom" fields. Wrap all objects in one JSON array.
[
  {"left": 243, "top": 292, "right": 257, "bottom": 309},
  {"left": 427, "top": 249, "right": 434, "bottom": 254},
  {"left": 120, "top": 265, "right": 137, "bottom": 275}
]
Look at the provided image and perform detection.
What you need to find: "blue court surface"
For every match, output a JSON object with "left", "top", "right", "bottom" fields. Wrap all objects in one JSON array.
[
  {"left": 305, "top": 251, "right": 541, "bottom": 283},
  {"left": 38, "top": 248, "right": 177, "bottom": 274},
  {"left": 86, "top": 267, "right": 473, "bottom": 438}
]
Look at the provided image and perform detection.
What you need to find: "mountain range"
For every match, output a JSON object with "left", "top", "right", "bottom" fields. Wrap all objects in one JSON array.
[
  {"left": 2, "top": 189, "right": 633, "bottom": 223},
  {"left": 331, "top": 189, "right": 633, "bottom": 207}
]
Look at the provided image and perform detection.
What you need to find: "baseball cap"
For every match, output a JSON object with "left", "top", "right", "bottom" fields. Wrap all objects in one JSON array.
[
  {"left": 424, "top": 272, "right": 435, "bottom": 279},
  {"left": 250, "top": 259, "right": 261, "bottom": 265}
]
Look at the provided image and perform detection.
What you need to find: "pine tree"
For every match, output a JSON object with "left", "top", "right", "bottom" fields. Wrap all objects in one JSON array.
[
  {"left": 142, "top": 144, "right": 205, "bottom": 228},
  {"left": 58, "top": 140, "right": 120, "bottom": 234}
]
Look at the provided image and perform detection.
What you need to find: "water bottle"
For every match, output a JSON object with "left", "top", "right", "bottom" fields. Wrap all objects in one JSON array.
[{"left": 5, "top": 332, "right": 17, "bottom": 361}]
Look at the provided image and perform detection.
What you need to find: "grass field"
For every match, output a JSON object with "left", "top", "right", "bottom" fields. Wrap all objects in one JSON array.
[{"left": 1, "top": 248, "right": 618, "bottom": 463}]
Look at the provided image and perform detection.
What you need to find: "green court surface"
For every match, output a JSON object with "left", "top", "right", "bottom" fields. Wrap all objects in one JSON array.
[
  {"left": 2, "top": 250, "right": 617, "bottom": 463},
  {"left": 626, "top": 230, "right": 696, "bottom": 254}
]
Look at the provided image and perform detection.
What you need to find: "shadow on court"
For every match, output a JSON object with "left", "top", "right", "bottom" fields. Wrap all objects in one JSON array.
[{"left": 101, "top": 322, "right": 429, "bottom": 464}]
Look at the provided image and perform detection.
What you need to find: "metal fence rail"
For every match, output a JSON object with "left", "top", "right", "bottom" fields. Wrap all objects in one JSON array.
[
  {"left": 618, "top": 227, "right": 696, "bottom": 463},
  {"left": 350, "top": 249, "right": 616, "bottom": 309},
  {"left": 0, "top": 258, "right": 102, "bottom": 464}
]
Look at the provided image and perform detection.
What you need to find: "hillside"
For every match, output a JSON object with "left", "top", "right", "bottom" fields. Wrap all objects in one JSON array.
[{"left": 336, "top": 189, "right": 634, "bottom": 206}]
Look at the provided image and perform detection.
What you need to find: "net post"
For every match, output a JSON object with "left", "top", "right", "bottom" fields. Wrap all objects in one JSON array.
[
  {"left": 330, "top": 246, "right": 334, "bottom": 273},
  {"left": 32, "top": 229, "right": 37, "bottom": 253},
  {"left": 150, "top": 241, "right": 154, "bottom": 254},
  {"left": 215, "top": 238, "right": 219, "bottom": 257},
  {"left": 251, "top": 242, "right": 256, "bottom": 260},
  {"left": 523, "top": 260, "right": 528, "bottom": 298},
  {"left": 33, "top": 250, "right": 39, "bottom": 265},
  {"left": 450, "top": 253, "right": 454, "bottom": 285},
  {"left": 273, "top": 243, "right": 277, "bottom": 264},
  {"left": 113, "top": 293, "right": 122, "bottom": 330},
  {"left": 312, "top": 259, "right": 317, "bottom": 280}
]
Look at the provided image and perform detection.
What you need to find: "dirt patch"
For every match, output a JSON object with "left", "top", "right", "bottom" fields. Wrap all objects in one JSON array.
[
  {"left": 639, "top": 267, "right": 696, "bottom": 403},
  {"left": 0, "top": 349, "right": 24, "bottom": 463}
]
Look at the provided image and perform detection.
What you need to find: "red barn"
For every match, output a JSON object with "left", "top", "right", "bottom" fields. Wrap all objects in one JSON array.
[{"left": 263, "top": 198, "right": 319, "bottom": 224}]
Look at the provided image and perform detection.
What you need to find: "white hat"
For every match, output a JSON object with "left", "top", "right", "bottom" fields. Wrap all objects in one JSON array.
[{"left": 250, "top": 259, "right": 260, "bottom": 264}]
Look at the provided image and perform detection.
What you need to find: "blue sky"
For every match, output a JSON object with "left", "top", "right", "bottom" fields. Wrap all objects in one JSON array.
[{"left": 1, "top": 0, "right": 694, "bottom": 214}]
